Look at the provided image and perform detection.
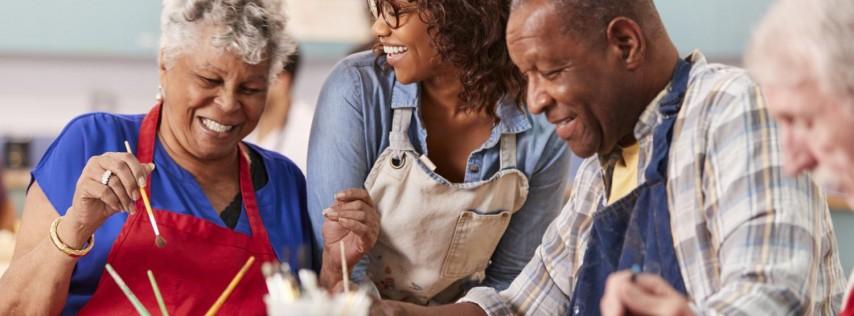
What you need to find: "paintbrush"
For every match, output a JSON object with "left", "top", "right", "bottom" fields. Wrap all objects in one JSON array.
[
  {"left": 105, "top": 264, "right": 151, "bottom": 316},
  {"left": 124, "top": 140, "right": 167, "bottom": 248},
  {"left": 205, "top": 256, "right": 256, "bottom": 316},
  {"left": 339, "top": 241, "right": 349, "bottom": 293},
  {"left": 147, "top": 270, "right": 169, "bottom": 316}
]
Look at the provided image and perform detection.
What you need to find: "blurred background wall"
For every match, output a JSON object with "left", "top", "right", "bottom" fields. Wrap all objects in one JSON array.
[{"left": 0, "top": 0, "right": 851, "bottom": 273}]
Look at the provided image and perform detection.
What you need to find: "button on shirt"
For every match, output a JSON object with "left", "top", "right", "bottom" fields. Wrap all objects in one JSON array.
[{"left": 459, "top": 51, "right": 845, "bottom": 315}]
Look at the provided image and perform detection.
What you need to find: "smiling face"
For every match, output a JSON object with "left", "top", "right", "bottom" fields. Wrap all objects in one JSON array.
[
  {"left": 764, "top": 81, "right": 854, "bottom": 204},
  {"left": 158, "top": 31, "right": 270, "bottom": 161},
  {"left": 507, "top": 1, "right": 639, "bottom": 158},
  {"left": 370, "top": 0, "right": 447, "bottom": 84}
]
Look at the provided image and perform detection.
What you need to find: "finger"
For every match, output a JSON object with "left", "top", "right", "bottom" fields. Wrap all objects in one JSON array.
[
  {"left": 84, "top": 178, "right": 125, "bottom": 213},
  {"left": 331, "top": 199, "right": 369, "bottom": 212},
  {"left": 326, "top": 200, "right": 368, "bottom": 216},
  {"left": 334, "top": 200, "right": 380, "bottom": 224},
  {"left": 339, "top": 218, "right": 370, "bottom": 236},
  {"left": 335, "top": 188, "right": 373, "bottom": 204},
  {"left": 618, "top": 277, "right": 686, "bottom": 316},
  {"left": 323, "top": 208, "right": 341, "bottom": 221},
  {"left": 619, "top": 284, "right": 668, "bottom": 316},
  {"left": 634, "top": 273, "right": 679, "bottom": 296},
  {"left": 97, "top": 156, "right": 140, "bottom": 202},
  {"left": 601, "top": 271, "right": 632, "bottom": 316},
  {"left": 103, "top": 172, "right": 135, "bottom": 212},
  {"left": 106, "top": 152, "right": 152, "bottom": 188},
  {"left": 97, "top": 155, "right": 141, "bottom": 202},
  {"left": 333, "top": 210, "right": 368, "bottom": 222}
]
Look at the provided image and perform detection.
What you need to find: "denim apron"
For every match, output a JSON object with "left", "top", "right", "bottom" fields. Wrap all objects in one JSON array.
[{"left": 568, "top": 59, "right": 692, "bottom": 316}]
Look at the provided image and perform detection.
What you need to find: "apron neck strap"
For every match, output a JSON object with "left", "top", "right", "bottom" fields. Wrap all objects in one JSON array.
[
  {"left": 498, "top": 133, "right": 517, "bottom": 169},
  {"left": 389, "top": 108, "right": 415, "bottom": 151},
  {"left": 644, "top": 58, "right": 693, "bottom": 183},
  {"left": 135, "top": 102, "right": 269, "bottom": 244},
  {"left": 137, "top": 103, "right": 162, "bottom": 164}
]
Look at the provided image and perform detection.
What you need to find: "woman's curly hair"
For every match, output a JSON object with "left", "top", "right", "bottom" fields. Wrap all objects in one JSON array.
[{"left": 374, "top": 0, "right": 526, "bottom": 117}]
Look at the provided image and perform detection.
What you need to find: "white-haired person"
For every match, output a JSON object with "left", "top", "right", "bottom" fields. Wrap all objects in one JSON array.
[
  {"left": 599, "top": 0, "right": 853, "bottom": 315},
  {"left": 747, "top": 0, "right": 854, "bottom": 315},
  {"left": 0, "top": 1, "right": 376, "bottom": 315}
]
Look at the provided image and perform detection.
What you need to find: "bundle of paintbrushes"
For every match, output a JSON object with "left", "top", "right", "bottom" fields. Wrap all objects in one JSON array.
[{"left": 262, "top": 261, "right": 371, "bottom": 316}]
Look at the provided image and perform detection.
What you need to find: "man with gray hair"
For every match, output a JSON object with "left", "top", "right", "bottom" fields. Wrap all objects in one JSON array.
[
  {"left": 745, "top": 0, "right": 854, "bottom": 314},
  {"left": 370, "top": 0, "right": 844, "bottom": 315}
]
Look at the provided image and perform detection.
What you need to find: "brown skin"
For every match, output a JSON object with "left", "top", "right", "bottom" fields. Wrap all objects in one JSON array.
[
  {"left": 507, "top": 0, "right": 677, "bottom": 158},
  {"left": 0, "top": 28, "right": 370, "bottom": 314},
  {"left": 320, "top": 189, "right": 380, "bottom": 288},
  {"left": 322, "top": 0, "right": 497, "bottom": 290},
  {"left": 158, "top": 34, "right": 270, "bottom": 212},
  {"left": 371, "top": 0, "right": 681, "bottom": 314},
  {"left": 601, "top": 272, "right": 692, "bottom": 316},
  {"left": 373, "top": 2, "right": 494, "bottom": 183},
  {"left": 326, "top": 2, "right": 501, "bottom": 288}
]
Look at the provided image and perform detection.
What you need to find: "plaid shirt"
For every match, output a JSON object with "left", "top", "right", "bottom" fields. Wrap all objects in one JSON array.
[{"left": 460, "top": 51, "right": 845, "bottom": 315}]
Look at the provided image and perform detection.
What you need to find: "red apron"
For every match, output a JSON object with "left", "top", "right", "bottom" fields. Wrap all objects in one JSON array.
[
  {"left": 842, "top": 292, "right": 854, "bottom": 316},
  {"left": 80, "top": 105, "right": 276, "bottom": 315}
]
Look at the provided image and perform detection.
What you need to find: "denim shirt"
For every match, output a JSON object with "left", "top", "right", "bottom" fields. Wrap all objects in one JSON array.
[{"left": 307, "top": 51, "right": 570, "bottom": 291}]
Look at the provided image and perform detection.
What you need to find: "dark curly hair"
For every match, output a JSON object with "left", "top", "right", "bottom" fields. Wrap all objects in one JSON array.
[{"left": 373, "top": 0, "right": 526, "bottom": 117}]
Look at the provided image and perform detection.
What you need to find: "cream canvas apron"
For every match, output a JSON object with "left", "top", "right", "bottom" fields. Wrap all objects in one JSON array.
[{"left": 364, "top": 108, "right": 530, "bottom": 304}]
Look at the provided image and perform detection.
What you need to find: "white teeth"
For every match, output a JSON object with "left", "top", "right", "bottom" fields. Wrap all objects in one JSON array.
[
  {"left": 383, "top": 45, "right": 408, "bottom": 55},
  {"left": 201, "top": 118, "right": 234, "bottom": 133},
  {"left": 558, "top": 117, "right": 575, "bottom": 127}
]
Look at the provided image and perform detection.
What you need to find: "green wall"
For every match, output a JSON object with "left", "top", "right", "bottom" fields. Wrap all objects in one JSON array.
[{"left": 0, "top": 0, "right": 776, "bottom": 59}]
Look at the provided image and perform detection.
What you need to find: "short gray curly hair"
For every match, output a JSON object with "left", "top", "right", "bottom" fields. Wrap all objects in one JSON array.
[
  {"left": 746, "top": 0, "right": 854, "bottom": 100},
  {"left": 160, "top": 0, "right": 296, "bottom": 80}
]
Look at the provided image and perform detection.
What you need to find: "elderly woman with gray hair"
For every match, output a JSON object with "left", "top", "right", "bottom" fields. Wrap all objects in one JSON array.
[{"left": 0, "top": 0, "right": 375, "bottom": 314}]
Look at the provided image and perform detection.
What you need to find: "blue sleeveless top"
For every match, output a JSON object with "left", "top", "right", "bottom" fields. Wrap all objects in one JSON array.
[{"left": 31, "top": 112, "right": 317, "bottom": 315}]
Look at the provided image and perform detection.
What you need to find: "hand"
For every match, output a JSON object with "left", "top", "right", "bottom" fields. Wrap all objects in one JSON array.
[
  {"left": 66, "top": 152, "right": 155, "bottom": 239},
  {"left": 369, "top": 299, "right": 408, "bottom": 316},
  {"left": 321, "top": 188, "right": 380, "bottom": 268},
  {"left": 329, "top": 279, "right": 359, "bottom": 294},
  {"left": 601, "top": 271, "right": 693, "bottom": 316}
]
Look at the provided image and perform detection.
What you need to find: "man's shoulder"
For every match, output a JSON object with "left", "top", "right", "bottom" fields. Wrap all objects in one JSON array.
[
  {"left": 682, "top": 59, "right": 766, "bottom": 127},
  {"left": 688, "top": 61, "right": 757, "bottom": 98}
]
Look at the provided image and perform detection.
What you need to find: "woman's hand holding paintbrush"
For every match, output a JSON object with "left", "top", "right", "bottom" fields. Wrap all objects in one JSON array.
[
  {"left": 318, "top": 188, "right": 380, "bottom": 288},
  {"left": 61, "top": 147, "right": 156, "bottom": 249},
  {"left": 124, "top": 141, "right": 166, "bottom": 248}
]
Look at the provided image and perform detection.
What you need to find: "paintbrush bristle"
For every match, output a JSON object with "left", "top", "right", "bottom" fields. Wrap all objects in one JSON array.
[
  {"left": 262, "top": 262, "right": 273, "bottom": 277},
  {"left": 155, "top": 235, "right": 167, "bottom": 248}
]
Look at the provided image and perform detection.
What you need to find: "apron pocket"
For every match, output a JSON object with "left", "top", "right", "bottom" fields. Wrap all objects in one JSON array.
[{"left": 440, "top": 209, "right": 512, "bottom": 279}]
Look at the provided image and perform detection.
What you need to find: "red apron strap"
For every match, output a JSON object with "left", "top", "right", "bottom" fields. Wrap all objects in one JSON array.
[
  {"left": 237, "top": 146, "right": 272, "bottom": 247},
  {"left": 137, "top": 103, "right": 161, "bottom": 165},
  {"left": 135, "top": 102, "right": 270, "bottom": 246}
]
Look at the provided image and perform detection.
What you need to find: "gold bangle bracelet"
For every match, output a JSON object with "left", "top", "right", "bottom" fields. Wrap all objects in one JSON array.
[{"left": 49, "top": 216, "right": 94, "bottom": 258}]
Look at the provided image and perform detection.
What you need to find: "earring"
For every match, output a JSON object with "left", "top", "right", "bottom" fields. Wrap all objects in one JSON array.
[{"left": 156, "top": 85, "right": 164, "bottom": 101}]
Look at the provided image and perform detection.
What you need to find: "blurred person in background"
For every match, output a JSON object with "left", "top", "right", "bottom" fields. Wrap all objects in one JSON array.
[
  {"left": 309, "top": 0, "right": 570, "bottom": 305},
  {"left": 245, "top": 48, "right": 313, "bottom": 172},
  {"left": 0, "top": 166, "right": 14, "bottom": 233},
  {"left": 746, "top": 0, "right": 854, "bottom": 315},
  {"left": 0, "top": 165, "right": 16, "bottom": 277}
]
